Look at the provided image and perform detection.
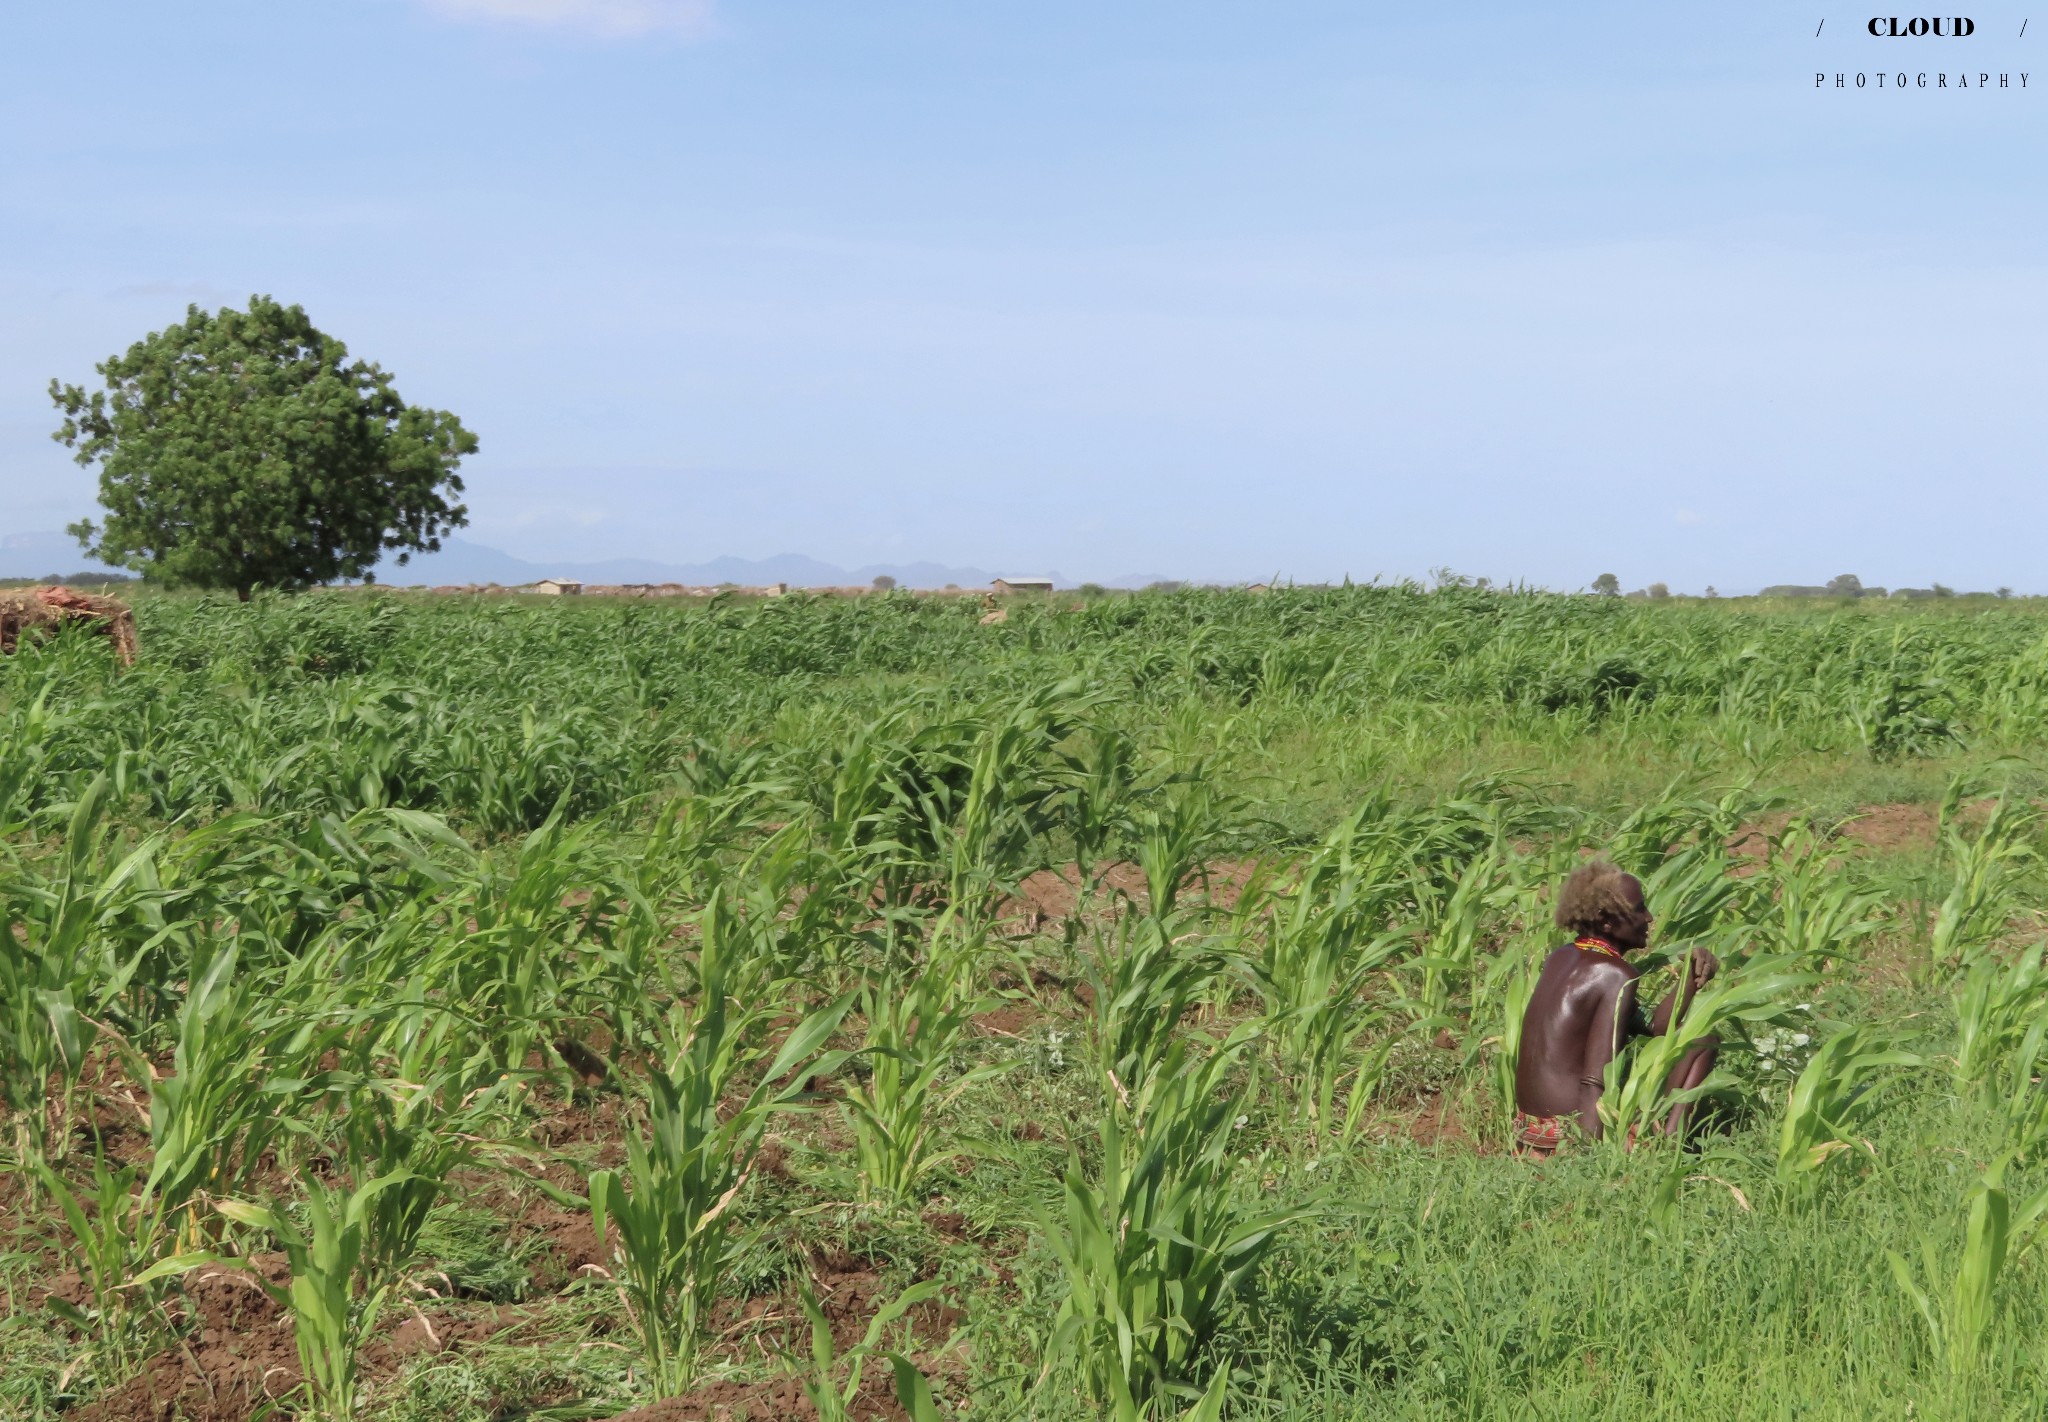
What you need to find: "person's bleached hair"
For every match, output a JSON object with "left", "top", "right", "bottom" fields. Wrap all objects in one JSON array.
[{"left": 1554, "top": 860, "right": 1639, "bottom": 937}]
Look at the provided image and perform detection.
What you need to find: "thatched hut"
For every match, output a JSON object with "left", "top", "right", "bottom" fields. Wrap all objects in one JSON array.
[{"left": 0, "top": 586, "right": 138, "bottom": 666}]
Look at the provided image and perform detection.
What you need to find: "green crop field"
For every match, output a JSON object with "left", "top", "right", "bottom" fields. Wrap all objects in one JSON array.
[{"left": 7, "top": 586, "right": 2048, "bottom": 1421}]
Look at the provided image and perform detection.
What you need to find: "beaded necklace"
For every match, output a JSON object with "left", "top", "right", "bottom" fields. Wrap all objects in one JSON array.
[{"left": 1573, "top": 934, "right": 1624, "bottom": 961}]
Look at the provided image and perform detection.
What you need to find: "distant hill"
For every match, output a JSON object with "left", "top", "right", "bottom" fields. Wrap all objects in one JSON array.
[{"left": 3, "top": 530, "right": 1191, "bottom": 591}]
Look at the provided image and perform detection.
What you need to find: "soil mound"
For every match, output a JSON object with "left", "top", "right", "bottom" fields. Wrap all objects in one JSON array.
[{"left": 72, "top": 1257, "right": 297, "bottom": 1422}]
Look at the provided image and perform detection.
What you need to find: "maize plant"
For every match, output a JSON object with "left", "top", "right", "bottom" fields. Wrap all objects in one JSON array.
[
  {"left": 1755, "top": 831, "right": 1887, "bottom": 972},
  {"left": 137, "top": 942, "right": 339, "bottom": 1253},
  {"left": 1241, "top": 805, "right": 1411, "bottom": 1141},
  {"left": 139, "top": 1061, "right": 495, "bottom": 1422},
  {"left": 1950, "top": 940, "right": 2048, "bottom": 1154},
  {"left": 449, "top": 799, "right": 612, "bottom": 1082},
  {"left": 1887, "top": 1153, "right": 2048, "bottom": 1379},
  {"left": 1132, "top": 776, "right": 1229, "bottom": 921},
  {"left": 0, "top": 677, "right": 63, "bottom": 835},
  {"left": 588, "top": 926, "right": 849, "bottom": 1396},
  {"left": 1052, "top": 723, "right": 1144, "bottom": 902},
  {"left": 1486, "top": 930, "right": 1546, "bottom": 1129},
  {"left": 1633, "top": 840, "right": 1743, "bottom": 947},
  {"left": 842, "top": 930, "right": 1010, "bottom": 1203},
  {"left": 1413, "top": 842, "right": 1515, "bottom": 1021},
  {"left": 1775, "top": 1024, "right": 1923, "bottom": 1202},
  {"left": 1926, "top": 782, "right": 2038, "bottom": 977},
  {"left": 38, "top": 1152, "right": 162, "bottom": 1372},
  {"left": 206, "top": 1180, "right": 420, "bottom": 1422},
  {"left": 0, "top": 777, "right": 134, "bottom": 1173},
  {"left": 1087, "top": 913, "right": 1220, "bottom": 1118},
  {"left": 1044, "top": 1027, "right": 1313, "bottom": 1421},
  {"left": 1953, "top": 941, "right": 2048, "bottom": 1087},
  {"left": 939, "top": 680, "right": 1093, "bottom": 927}
]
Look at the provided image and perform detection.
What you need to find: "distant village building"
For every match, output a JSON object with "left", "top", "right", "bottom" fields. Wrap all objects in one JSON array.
[
  {"left": 532, "top": 578, "right": 583, "bottom": 596},
  {"left": 991, "top": 577, "right": 1055, "bottom": 595},
  {"left": 765, "top": 582, "right": 789, "bottom": 597}
]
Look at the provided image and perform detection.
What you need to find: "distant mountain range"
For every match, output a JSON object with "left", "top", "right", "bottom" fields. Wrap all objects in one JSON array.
[{"left": 1, "top": 531, "right": 1179, "bottom": 591}]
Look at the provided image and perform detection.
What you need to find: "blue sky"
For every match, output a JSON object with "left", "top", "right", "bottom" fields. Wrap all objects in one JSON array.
[{"left": 4, "top": 3, "right": 2044, "bottom": 590}]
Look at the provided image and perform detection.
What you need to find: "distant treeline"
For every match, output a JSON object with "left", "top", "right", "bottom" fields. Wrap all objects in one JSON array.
[
  {"left": 0, "top": 572, "right": 137, "bottom": 588},
  {"left": 1758, "top": 584, "right": 1999, "bottom": 600}
]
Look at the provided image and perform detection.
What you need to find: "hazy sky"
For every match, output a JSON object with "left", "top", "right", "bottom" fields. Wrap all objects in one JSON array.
[{"left": 4, "top": 3, "right": 2044, "bottom": 590}]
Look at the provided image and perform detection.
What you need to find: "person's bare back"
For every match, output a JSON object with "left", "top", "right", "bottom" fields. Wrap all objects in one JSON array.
[{"left": 1516, "top": 943, "right": 1644, "bottom": 1139}]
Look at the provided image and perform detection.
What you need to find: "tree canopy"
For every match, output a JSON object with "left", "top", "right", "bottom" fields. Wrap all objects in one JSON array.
[{"left": 52, "top": 296, "right": 476, "bottom": 599}]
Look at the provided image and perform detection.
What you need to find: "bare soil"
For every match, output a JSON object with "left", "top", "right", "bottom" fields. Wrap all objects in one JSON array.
[
  {"left": 72, "top": 1257, "right": 299, "bottom": 1422},
  {"left": 1836, "top": 802, "right": 1942, "bottom": 854},
  {"left": 606, "top": 1374, "right": 905, "bottom": 1422},
  {"left": 1003, "top": 859, "right": 1259, "bottom": 929}
]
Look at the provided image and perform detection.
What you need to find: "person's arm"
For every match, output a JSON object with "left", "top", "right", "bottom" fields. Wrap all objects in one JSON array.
[
  {"left": 1648, "top": 947, "right": 1719, "bottom": 1036},
  {"left": 1576, "top": 973, "right": 1636, "bottom": 1140}
]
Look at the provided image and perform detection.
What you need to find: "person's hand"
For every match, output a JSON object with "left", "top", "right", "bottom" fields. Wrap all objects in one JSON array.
[{"left": 1685, "top": 947, "right": 1720, "bottom": 989}]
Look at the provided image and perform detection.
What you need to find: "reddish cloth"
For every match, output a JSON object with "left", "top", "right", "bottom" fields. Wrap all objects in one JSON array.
[{"left": 1513, "top": 1111, "right": 1564, "bottom": 1158}]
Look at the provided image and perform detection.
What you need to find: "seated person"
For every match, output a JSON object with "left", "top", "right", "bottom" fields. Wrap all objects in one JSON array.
[{"left": 1512, "top": 860, "right": 1718, "bottom": 1156}]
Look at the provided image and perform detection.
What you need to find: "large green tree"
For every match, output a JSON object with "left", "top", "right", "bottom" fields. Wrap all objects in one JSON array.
[{"left": 51, "top": 296, "right": 476, "bottom": 599}]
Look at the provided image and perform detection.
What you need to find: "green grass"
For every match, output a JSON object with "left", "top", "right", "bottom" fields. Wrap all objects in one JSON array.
[{"left": 7, "top": 587, "right": 2048, "bottom": 1421}]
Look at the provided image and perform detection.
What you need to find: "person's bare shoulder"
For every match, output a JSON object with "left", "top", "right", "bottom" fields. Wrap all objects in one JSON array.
[{"left": 1573, "top": 954, "right": 1640, "bottom": 990}]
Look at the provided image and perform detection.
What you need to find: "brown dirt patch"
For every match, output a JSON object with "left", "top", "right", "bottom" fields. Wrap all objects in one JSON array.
[
  {"left": 919, "top": 1208, "right": 974, "bottom": 1241},
  {"left": 627, "top": 1248, "right": 964, "bottom": 1422},
  {"left": 1002, "top": 859, "right": 1259, "bottom": 931},
  {"left": 1370, "top": 1092, "right": 1493, "bottom": 1155},
  {"left": 800, "top": 1246, "right": 960, "bottom": 1353},
  {"left": 1724, "top": 817, "right": 1783, "bottom": 875},
  {"left": 606, "top": 1373, "right": 910, "bottom": 1422},
  {"left": 75, "top": 1256, "right": 526, "bottom": 1422},
  {"left": 1837, "top": 803, "right": 1941, "bottom": 855},
  {"left": 1406, "top": 1094, "right": 1479, "bottom": 1151},
  {"left": 1727, "top": 801, "right": 1944, "bottom": 871},
  {"left": 755, "top": 1137, "right": 793, "bottom": 1182},
  {"left": 73, "top": 1256, "right": 298, "bottom": 1422},
  {"left": 517, "top": 1203, "right": 613, "bottom": 1293},
  {"left": 972, "top": 1001, "right": 1043, "bottom": 1038},
  {"left": 528, "top": 1089, "right": 628, "bottom": 1165},
  {"left": 1193, "top": 859, "right": 1260, "bottom": 911},
  {"left": 360, "top": 1304, "right": 520, "bottom": 1370}
]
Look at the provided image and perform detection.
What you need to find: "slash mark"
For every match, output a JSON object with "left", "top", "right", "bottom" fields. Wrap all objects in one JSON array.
[{"left": 1816, "top": 17, "right": 1826, "bottom": 35}]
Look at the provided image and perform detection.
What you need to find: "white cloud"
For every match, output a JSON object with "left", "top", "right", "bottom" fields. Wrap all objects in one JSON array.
[{"left": 414, "top": 0, "right": 714, "bottom": 38}]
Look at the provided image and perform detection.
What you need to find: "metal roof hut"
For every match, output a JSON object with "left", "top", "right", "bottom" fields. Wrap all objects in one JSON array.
[
  {"left": 991, "top": 577, "right": 1055, "bottom": 595},
  {"left": 532, "top": 578, "right": 583, "bottom": 596}
]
